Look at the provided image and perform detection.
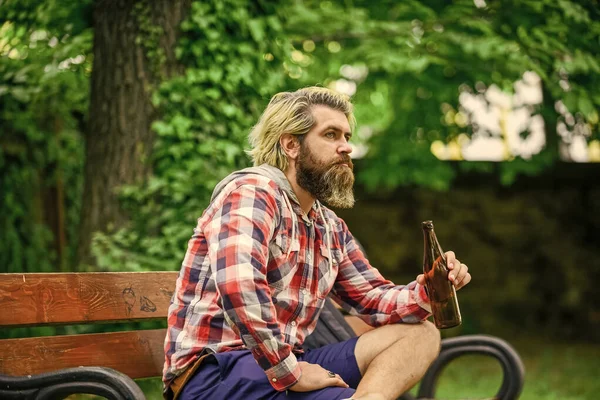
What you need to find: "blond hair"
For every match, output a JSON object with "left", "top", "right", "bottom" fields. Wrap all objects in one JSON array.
[{"left": 247, "top": 86, "right": 356, "bottom": 171}]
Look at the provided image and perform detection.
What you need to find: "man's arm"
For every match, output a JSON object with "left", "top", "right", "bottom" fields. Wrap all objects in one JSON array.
[
  {"left": 205, "top": 182, "right": 301, "bottom": 391},
  {"left": 330, "top": 219, "right": 432, "bottom": 326}
]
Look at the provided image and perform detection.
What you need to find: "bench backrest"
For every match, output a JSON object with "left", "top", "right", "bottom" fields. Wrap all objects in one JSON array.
[{"left": 0, "top": 272, "right": 178, "bottom": 379}]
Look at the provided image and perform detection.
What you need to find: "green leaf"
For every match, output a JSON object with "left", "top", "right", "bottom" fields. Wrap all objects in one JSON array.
[
  {"left": 578, "top": 96, "right": 595, "bottom": 120},
  {"left": 247, "top": 19, "right": 265, "bottom": 42}
]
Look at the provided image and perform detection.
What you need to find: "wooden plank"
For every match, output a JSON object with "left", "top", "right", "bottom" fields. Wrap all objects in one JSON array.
[
  {"left": 0, "top": 329, "right": 166, "bottom": 379},
  {"left": 0, "top": 272, "right": 178, "bottom": 327}
]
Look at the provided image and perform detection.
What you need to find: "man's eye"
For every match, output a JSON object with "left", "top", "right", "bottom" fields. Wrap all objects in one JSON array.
[{"left": 325, "top": 132, "right": 336, "bottom": 138}]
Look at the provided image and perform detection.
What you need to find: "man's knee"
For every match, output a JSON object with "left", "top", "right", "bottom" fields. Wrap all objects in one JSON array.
[
  {"left": 354, "top": 321, "right": 441, "bottom": 374},
  {"left": 412, "top": 320, "right": 441, "bottom": 361},
  {"left": 388, "top": 321, "right": 440, "bottom": 374}
]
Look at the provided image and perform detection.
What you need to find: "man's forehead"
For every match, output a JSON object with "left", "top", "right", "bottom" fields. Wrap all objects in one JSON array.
[{"left": 311, "top": 105, "right": 351, "bottom": 132}]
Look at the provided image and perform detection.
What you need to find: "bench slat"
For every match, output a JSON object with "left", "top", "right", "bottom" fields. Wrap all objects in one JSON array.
[
  {"left": 0, "top": 272, "right": 178, "bottom": 326},
  {"left": 0, "top": 329, "right": 166, "bottom": 379}
]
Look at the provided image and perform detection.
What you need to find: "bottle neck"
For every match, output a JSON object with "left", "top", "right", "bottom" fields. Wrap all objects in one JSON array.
[{"left": 423, "top": 229, "right": 444, "bottom": 257}]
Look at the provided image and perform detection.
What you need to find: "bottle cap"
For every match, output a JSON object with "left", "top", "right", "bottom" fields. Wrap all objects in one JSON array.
[{"left": 422, "top": 220, "right": 434, "bottom": 229}]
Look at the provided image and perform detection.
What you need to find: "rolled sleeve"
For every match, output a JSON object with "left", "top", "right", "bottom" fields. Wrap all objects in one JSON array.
[{"left": 414, "top": 282, "right": 432, "bottom": 314}]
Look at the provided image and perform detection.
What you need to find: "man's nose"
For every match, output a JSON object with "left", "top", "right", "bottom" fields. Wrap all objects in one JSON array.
[{"left": 338, "top": 140, "right": 352, "bottom": 155}]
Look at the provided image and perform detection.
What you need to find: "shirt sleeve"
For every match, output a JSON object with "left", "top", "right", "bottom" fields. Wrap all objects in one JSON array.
[
  {"left": 330, "top": 219, "right": 432, "bottom": 326},
  {"left": 204, "top": 182, "right": 301, "bottom": 391}
]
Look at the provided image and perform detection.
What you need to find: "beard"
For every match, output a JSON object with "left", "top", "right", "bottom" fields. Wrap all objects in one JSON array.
[{"left": 296, "top": 143, "right": 355, "bottom": 208}]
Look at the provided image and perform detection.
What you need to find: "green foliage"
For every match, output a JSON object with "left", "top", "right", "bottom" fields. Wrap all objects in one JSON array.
[
  {"left": 284, "top": 0, "right": 600, "bottom": 189},
  {"left": 92, "top": 0, "right": 292, "bottom": 271},
  {"left": 5, "top": 0, "right": 599, "bottom": 274},
  {"left": 0, "top": 2, "right": 91, "bottom": 272}
]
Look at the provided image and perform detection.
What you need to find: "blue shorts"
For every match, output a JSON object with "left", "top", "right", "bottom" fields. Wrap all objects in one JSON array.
[{"left": 179, "top": 337, "right": 361, "bottom": 400}]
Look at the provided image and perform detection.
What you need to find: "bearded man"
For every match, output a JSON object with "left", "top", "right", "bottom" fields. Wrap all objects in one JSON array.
[{"left": 163, "top": 87, "right": 472, "bottom": 400}]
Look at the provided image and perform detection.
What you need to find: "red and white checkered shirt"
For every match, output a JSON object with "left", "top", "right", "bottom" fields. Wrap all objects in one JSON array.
[{"left": 163, "top": 169, "right": 431, "bottom": 391}]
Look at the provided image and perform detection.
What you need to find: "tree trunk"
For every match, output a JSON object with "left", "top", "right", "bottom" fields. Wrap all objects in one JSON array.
[{"left": 77, "top": 0, "right": 190, "bottom": 268}]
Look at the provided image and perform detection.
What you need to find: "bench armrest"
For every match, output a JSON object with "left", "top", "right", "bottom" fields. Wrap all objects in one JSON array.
[
  {"left": 416, "top": 334, "right": 525, "bottom": 400},
  {"left": 0, "top": 366, "right": 146, "bottom": 400}
]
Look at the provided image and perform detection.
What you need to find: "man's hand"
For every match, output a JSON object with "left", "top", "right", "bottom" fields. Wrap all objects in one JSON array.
[
  {"left": 416, "top": 251, "right": 471, "bottom": 291},
  {"left": 288, "top": 361, "right": 349, "bottom": 392}
]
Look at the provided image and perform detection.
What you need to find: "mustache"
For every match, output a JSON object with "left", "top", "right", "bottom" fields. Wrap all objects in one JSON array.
[{"left": 330, "top": 154, "right": 353, "bottom": 170}]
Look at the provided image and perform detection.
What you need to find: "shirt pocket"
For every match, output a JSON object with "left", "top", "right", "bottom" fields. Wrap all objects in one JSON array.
[
  {"left": 316, "top": 245, "right": 342, "bottom": 299},
  {"left": 267, "top": 232, "right": 300, "bottom": 294}
]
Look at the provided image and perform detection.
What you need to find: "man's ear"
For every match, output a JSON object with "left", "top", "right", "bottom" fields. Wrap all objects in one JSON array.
[{"left": 280, "top": 133, "right": 301, "bottom": 161}]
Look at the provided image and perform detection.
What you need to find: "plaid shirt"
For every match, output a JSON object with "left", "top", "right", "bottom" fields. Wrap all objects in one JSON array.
[{"left": 163, "top": 171, "right": 432, "bottom": 391}]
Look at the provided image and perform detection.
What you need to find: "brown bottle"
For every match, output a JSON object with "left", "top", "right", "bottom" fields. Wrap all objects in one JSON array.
[{"left": 422, "top": 220, "right": 461, "bottom": 329}]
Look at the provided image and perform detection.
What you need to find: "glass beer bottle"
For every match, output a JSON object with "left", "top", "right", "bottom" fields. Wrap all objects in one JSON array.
[{"left": 422, "top": 220, "right": 461, "bottom": 329}]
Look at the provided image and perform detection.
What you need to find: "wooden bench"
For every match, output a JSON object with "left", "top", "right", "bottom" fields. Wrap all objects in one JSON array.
[{"left": 0, "top": 272, "right": 525, "bottom": 399}]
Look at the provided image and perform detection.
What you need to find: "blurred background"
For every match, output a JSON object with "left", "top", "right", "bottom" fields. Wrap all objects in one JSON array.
[{"left": 1, "top": 0, "right": 599, "bottom": 398}]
